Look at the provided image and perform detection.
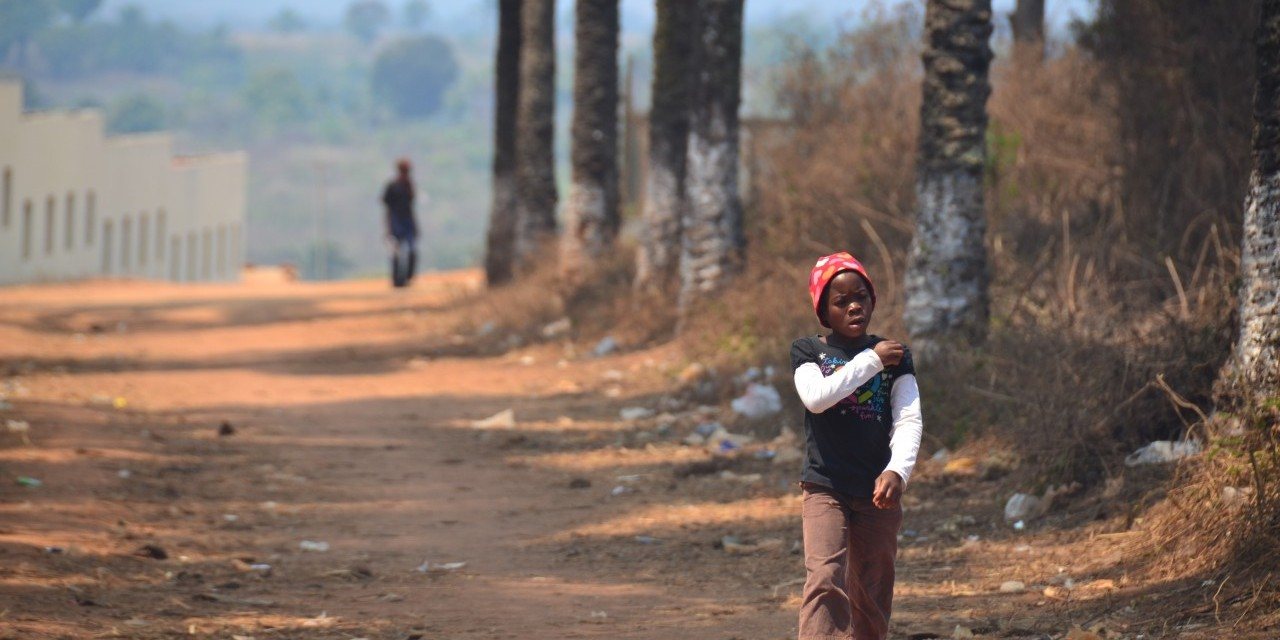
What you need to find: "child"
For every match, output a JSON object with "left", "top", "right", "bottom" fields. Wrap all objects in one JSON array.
[{"left": 791, "top": 252, "right": 923, "bottom": 640}]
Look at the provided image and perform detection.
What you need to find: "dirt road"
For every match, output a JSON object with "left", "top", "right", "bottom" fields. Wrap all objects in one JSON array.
[{"left": 0, "top": 272, "right": 1260, "bottom": 639}]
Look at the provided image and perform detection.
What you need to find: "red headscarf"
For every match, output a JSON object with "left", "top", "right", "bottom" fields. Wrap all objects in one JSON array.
[{"left": 808, "top": 252, "right": 876, "bottom": 324}]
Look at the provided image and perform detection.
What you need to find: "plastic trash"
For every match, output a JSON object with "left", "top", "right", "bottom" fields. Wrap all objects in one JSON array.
[
  {"left": 999, "top": 580, "right": 1026, "bottom": 593},
  {"left": 931, "top": 447, "right": 951, "bottom": 463},
  {"left": 730, "top": 383, "right": 783, "bottom": 418},
  {"left": 117, "top": 469, "right": 132, "bottom": 479},
  {"left": 1013, "top": 520, "right": 1026, "bottom": 531},
  {"left": 619, "top": 407, "right": 654, "bottom": 421},
  {"left": 694, "top": 422, "right": 721, "bottom": 437},
  {"left": 1004, "top": 493, "right": 1042, "bottom": 522},
  {"left": 299, "top": 540, "right": 330, "bottom": 552},
  {"left": 633, "top": 535, "right": 661, "bottom": 545},
  {"left": 610, "top": 485, "right": 630, "bottom": 497},
  {"left": 471, "top": 409, "right": 516, "bottom": 430},
  {"left": 754, "top": 449, "right": 777, "bottom": 460},
  {"left": 16, "top": 476, "right": 41, "bottom": 487},
  {"left": 718, "top": 470, "right": 763, "bottom": 484},
  {"left": 1124, "top": 440, "right": 1202, "bottom": 466},
  {"left": 5, "top": 419, "right": 28, "bottom": 433},
  {"left": 540, "top": 317, "right": 572, "bottom": 339},
  {"left": 592, "top": 336, "right": 619, "bottom": 357},
  {"left": 416, "top": 560, "right": 466, "bottom": 573},
  {"left": 476, "top": 321, "right": 497, "bottom": 336},
  {"left": 953, "top": 625, "right": 975, "bottom": 639}
]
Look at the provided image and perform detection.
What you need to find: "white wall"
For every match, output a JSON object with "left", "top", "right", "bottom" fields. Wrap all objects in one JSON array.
[{"left": 0, "top": 81, "right": 247, "bottom": 285}]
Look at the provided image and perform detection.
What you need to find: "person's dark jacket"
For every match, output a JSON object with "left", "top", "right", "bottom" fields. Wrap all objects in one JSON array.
[{"left": 382, "top": 178, "right": 417, "bottom": 240}]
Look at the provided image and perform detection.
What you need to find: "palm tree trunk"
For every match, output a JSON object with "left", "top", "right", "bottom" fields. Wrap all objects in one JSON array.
[
  {"left": 561, "top": 0, "right": 620, "bottom": 277},
  {"left": 1009, "top": 0, "right": 1045, "bottom": 59},
  {"left": 679, "top": 0, "right": 744, "bottom": 314},
  {"left": 635, "top": 0, "right": 694, "bottom": 291},
  {"left": 1219, "top": 0, "right": 1280, "bottom": 406},
  {"left": 485, "top": 0, "right": 522, "bottom": 286},
  {"left": 514, "top": 0, "right": 559, "bottom": 266},
  {"left": 904, "top": 0, "right": 994, "bottom": 350}
]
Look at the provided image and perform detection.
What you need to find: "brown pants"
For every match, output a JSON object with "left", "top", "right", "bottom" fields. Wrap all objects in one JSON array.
[{"left": 799, "top": 483, "right": 902, "bottom": 640}]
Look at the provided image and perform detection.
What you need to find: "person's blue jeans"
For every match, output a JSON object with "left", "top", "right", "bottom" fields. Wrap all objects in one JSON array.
[{"left": 391, "top": 236, "right": 417, "bottom": 287}]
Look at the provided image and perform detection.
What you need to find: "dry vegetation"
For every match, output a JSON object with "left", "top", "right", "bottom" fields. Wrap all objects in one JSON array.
[{"left": 474, "top": 1, "right": 1278, "bottom": 628}]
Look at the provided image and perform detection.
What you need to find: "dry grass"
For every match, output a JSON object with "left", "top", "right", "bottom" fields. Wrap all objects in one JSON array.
[{"left": 670, "top": 1, "right": 1278, "bottom": 615}]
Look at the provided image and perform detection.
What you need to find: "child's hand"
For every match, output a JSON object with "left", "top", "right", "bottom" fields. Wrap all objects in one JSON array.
[
  {"left": 872, "top": 471, "right": 903, "bottom": 509},
  {"left": 873, "top": 340, "right": 905, "bottom": 367}
]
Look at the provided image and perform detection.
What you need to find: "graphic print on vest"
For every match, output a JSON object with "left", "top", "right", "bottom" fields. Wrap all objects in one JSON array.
[{"left": 818, "top": 352, "right": 892, "bottom": 423}]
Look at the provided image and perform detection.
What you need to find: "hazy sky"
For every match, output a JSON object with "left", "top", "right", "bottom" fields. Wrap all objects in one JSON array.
[{"left": 101, "top": 0, "right": 1096, "bottom": 35}]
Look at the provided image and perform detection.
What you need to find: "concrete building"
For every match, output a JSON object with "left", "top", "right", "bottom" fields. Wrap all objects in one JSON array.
[{"left": 0, "top": 81, "right": 246, "bottom": 285}]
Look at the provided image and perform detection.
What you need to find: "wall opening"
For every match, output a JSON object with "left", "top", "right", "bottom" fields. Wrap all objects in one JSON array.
[
  {"left": 2, "top": 167, "right": 11, "bottom": 229},
  {"left": 216, "top": 225, "right": 227, "bottom": 278},
  {"left": 21, "top": 200, "right": 32, "bottom": 259},
  {"left": 101, "top": 219, "right": 113, "bottom": 274},
  {"left": 85, "top": 191, "right": 95, "bottom": 246},
  {"left": 121, "top": 215, "right": 132, "bottom": 272},
  {"left": 44, "top": 196, "right": 55, "bottom": 255},
  {"left": 139, "top": 212, "right": 149, "bottom": 266},
  {"left": 201, "top": 228, "right": 212, "bottom": 280},
  {"left": 231, "top": 223, "right": 241, "bottom": 275},
  {"left": 64, "top": 192, "right": 75, "bottom": 250},
  {"left": 186, "top": 232, "right": 196, "bottom": 282},
  {"left": 156, "top": 210, "right": 167, "bottom": 261},
  {"left": 170, "top": 236, "right": 180, "bottom": 281}
]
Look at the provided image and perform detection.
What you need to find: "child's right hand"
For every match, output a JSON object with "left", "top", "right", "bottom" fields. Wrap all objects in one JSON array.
[{"left": 873, "top": 340, "right": 905, "bottom": 367}]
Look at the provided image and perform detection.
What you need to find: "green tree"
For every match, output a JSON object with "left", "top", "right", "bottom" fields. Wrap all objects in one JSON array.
[
  {"left": 58, "top": 0, "right": 102, "bottom": 23},
  {"left": 0, "top": 0, "right": 58, "bottom": 65},
  {"left": 370, "top": 35, "right": 459, "bottom": 119},
  {"left": 268, "top": 7, "right": 307, "bottom": 33},
  {"left": 344, "top": 0, "right": 391, "bottom": 45},
  {"left": 403, "top": 0, "right": 430, "bottom": 30},
  {"left": 107, "top": 93, "right": 166, "bottom": 134},
  {"left": 243, "top": 68, "right": 313, "bottom": 125}
]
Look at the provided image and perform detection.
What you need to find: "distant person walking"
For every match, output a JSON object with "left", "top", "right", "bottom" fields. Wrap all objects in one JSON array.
[{"left": 382, "top": 158, "right": 420, "bottom": 288}]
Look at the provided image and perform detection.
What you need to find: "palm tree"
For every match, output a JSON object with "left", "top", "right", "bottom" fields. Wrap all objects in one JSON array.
[
  {"left": 635, "top": 0, "right": 695, "bottom": 291},
  {"left": 514, "top": 0, "right": 559, "bottom": 266},
  {"left": 1218, "top": 0, "right": 1280, "bottom": 406},
  {"left": 1009, "top": 0, "right": 1045, "bottom": 59},
  {"left": 484, "top": 0, "right": 522, "bottom": 286},
  {"left": 561, "top": 0, "right": 621, "bottom": 276},
  {"left": 903, "top": 0, "right": 994, "bottom": 350},
  {"left": 679, "top": 0, "right": 744, "bottom": 314}
]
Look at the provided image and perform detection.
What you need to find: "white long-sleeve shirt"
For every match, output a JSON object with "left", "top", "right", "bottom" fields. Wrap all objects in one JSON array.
[{"left": 792, "top": 346, "right": 923, "bottom": 486}]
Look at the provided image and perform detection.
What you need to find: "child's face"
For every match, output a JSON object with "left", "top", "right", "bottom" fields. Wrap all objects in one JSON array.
[{"left": 824, "top": 271, "right": 875, "bottom": 339}]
